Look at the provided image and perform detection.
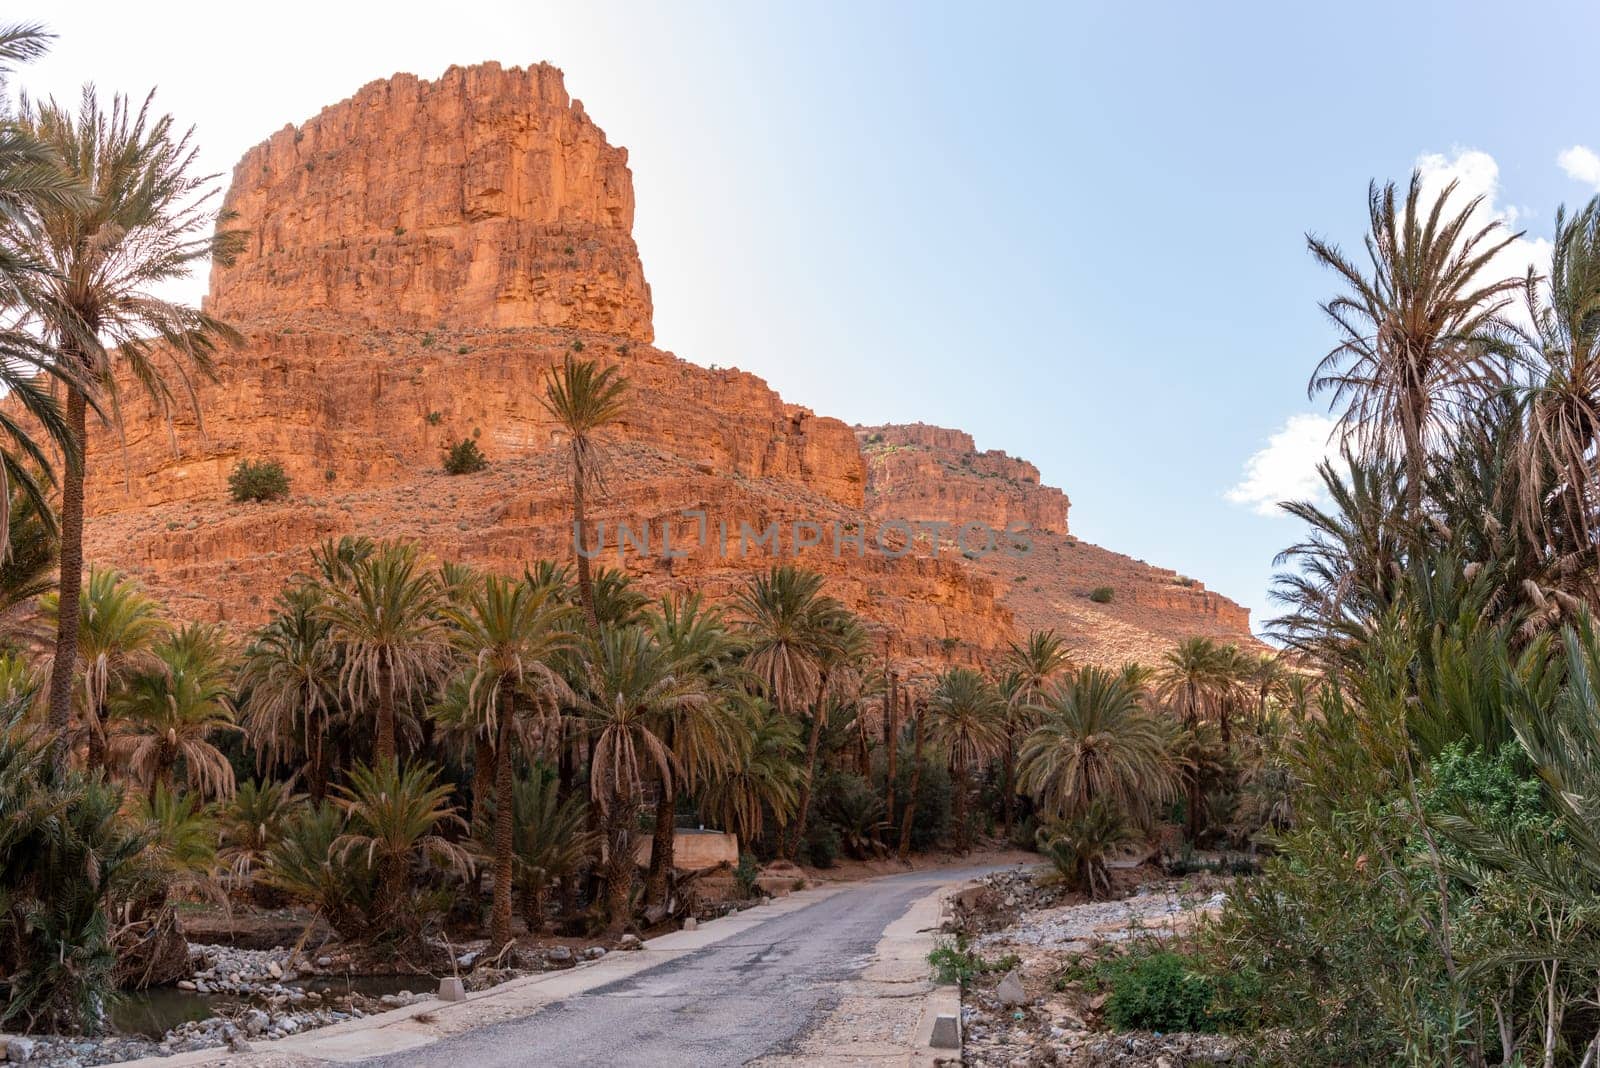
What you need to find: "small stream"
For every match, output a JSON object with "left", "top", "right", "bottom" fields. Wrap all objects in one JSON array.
[{"left": 109, "top": 974, "right": 432, "bottom": 1039}]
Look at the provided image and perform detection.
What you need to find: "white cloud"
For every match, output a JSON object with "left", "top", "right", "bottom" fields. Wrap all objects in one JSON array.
[
  {"left": 1558, "top": 145, "right": 1600, "bottom": 190},
  {"left": 1225, "top": 413, "right": 1342, "bottom": 517},
  {"left": 1413, "top": 149, "right": 1552, "bottom": 306}
]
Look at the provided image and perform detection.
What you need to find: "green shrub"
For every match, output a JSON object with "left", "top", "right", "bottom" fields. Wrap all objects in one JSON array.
[
  {"left": 0, "top": 695, "right": 150, "bottom": 1032},
  {"left": 733, "top": 853, "right": 761, "bottom": 899},
  {"left": 228, "top": 459, "right": 290, "bottom": 503},
  {"left": 927, "top": 936, "right": 1021, "bottom": 986},
  {"left": 425, "top": 411, "right": 443, "bottom": 426},
  {"left": 1096, "top": 949, "right": 1257, "bottom": 1033},
  {"left": 1089, "top": 586, "right": 1115, "bottom": 604},
  {"left": 442, "top": 438, "right": 488, "bottom": 475}
]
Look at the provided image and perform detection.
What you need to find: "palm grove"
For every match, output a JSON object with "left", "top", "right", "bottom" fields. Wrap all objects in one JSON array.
[
  {"left": 0, "top": 24, "right": 1276, "bottom": 1037},
  {"left": 18, "top": 19, "right": 1600, "bottom": 1066}
]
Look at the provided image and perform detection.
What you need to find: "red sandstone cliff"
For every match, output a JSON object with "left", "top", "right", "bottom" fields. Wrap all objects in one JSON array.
[{"left": 60, "top": 61, "right": 1254, "bottom": 672}]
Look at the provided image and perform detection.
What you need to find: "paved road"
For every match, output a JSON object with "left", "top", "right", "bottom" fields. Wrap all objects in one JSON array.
[{"left": 358, "top": 866, "right": 994, "bottom": 1068}]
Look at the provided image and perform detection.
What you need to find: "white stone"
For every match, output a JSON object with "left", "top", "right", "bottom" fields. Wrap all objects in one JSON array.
[{"left": 996, "top": 968, "right": 1027, "bottom": 1007}]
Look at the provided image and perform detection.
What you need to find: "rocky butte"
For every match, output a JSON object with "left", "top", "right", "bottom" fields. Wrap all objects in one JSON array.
[{"left": 65, "top": 61, "right": 1257, "bottom": 673}]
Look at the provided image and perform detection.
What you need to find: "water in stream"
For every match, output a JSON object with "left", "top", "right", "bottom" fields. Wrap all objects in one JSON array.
[{"left": 109, "top": 974, "right": 433, "bottom": 1039}]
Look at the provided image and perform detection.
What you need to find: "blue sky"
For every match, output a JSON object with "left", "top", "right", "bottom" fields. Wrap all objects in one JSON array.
[{"left": 18, "top": 0, "right": 1600, "bottom": 634}]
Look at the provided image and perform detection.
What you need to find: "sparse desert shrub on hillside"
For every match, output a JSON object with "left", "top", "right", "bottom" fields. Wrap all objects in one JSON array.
[
  {"left": 442, "top": 438, "right": 488, "bottom": 475},
  {"left": 229, "top": 459, "right": 290, "bottom": 503},
  {"left": 1089, "top": 586, "right": 1115, "bottom": 603}
]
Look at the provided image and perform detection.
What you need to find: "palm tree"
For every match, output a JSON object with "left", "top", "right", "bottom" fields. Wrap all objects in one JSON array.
[
  {"left": 735, "top": 566, "right": 834, "bottom": 720},
  {"left": 15, "top": 90, "right": 243, "bottom": 771},
  {"left": 1155, "top": 637, "right": 1230, "bottom": 839},
  {"left": 1308, "top": 171, "right": 1522, "bottom": 520},
  {"left": 332, "top": 760, "right": 473, "bottom": 938},
  {"left": 319, "top": 540, "right": 447, "bottom": 764},
  {"left": 238, "top": 584, "right": 340, "bottom": 800},
  {"left": 698, "top": 699, "right": 802, "bottom": 848},
  {"left": 1270, "top": 453, "right": 1409, "bottom": 665},
  {"left": 218, "top": 779, "right": 304, "bottom": 892},
  {"left": 643, "top": 593, "right": 744, "bottom": 906},
  {"left": 443, "top": 573, "right": 576, "bottom": 949},
  {"left": 110, "top": 623, "right": 239, "bottom": 799},
  {"left": 0, "top": 26, "right": 83, "bottom": 559},
  {"left": 1518, "top": 196, "right": 1600, "bottom": 552},
  {"left": 540, "top": 356, "right": 629, "bottom": 633},
  {"left": 734, "top": 565, "right": 853, "bottom": 858},
  {"left": 571, "top": 625, "right": 708, "bottom": 933},
  {"left": 510, "top": 771, "right": 596, "bottom": 935},
  {"left": 40, "top": 566, "right": 165, "bottom": 771},
  {"left": 1018, "top": 666, "right": 1174, "bottom": 826},
  {"left": 1000, "top": 629, "right": 1072, "bottom": 834},
  {"left": 926, "top": 667, "right": 1006, "bottom": 850}
]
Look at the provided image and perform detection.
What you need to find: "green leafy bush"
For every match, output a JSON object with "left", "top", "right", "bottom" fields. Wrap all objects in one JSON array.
[
  {"left": 927, "top": 937, "right": 1020, "bottom": 986},
  {"left": 1097, "top": 949, "right": 1257, "bottom": 1033},
  {"left": 442, "top": 438, "right": 488, "bottom": 475},
  {"left": 733, "top": 853, "right": 761, "bottom": 899},
  {"left": 228, "top": 459, "right": 290, "bottom": 503},
  {"left": 1089, "top": 586, "right": 1115, "bottom": 604}
]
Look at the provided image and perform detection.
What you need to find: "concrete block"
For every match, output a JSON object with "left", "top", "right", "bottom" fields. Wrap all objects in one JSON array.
[
  {"left": 930, "top": 1012, "right": 961, "bottom": 1049},
  {"left": 438, "top": 977, "right": 467, "bottom": 1002}
]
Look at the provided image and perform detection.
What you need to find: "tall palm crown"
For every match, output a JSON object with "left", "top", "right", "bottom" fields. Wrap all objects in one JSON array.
[
  {"left": 110, "top": 622, "right": 238, "bottom": 799},
  {"left": 1309, "top": 171, "right": 1522, "bottom": 518},
  {"left": 238, "top": 584, "right": 340, "bottom": 799},
  {"left": 1003, "top": 629, "right": 1072, "bottom": 724},
  {"left": 733, "top": 565, "right": 841, "bottom": 716},
  {"left": 540, "top": 355, "right": 629, "bottom": 632},
  {"left": 1018, "top": 666, "right": 1174, "bottom": 824},
  {"left": 15, "top": 89, "right": 243, "bottom": 768},
  {"left": 1155, "top": 637, "right": 1230, "bottom": 727},
  {"left": 1519, "top": 195, "right": 1600, "bottom": 550},
  {"left": 318, "top": 540, "right": 447, "bottom": 765},
  {"left": 926, "top": 666, "right": 1007, "bottom": 770}
]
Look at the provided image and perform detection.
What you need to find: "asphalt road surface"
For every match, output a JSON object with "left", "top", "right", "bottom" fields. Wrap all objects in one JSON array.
[{"left": 358, "top": 866, "right": 994, "bottom": 1068}]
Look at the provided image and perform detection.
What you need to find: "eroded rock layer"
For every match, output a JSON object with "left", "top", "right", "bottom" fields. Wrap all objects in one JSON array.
[{"left": 66, "top": 62, "right": 1255, "bottom": 672}]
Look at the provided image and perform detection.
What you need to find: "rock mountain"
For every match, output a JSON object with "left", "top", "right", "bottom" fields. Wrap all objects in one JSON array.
[{"left": 72, "top": 61, "right": 1255, "bottom": 674}]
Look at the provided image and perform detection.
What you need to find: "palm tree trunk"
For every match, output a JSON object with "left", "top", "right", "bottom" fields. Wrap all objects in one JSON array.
[
  {"left": 644, "top": 778, "right": 675, "bottom": 910},
  {"left": 308, "top": 710, "right": 328, "bottom": 803},
  {"left": 490, "top": 696, "right": 515, "bottom": 950},
  {"left": 897, "top": 703, "right": 925, "bottom": 860},
  {"left": 1001, "top": 738, "right": 1016, "bottom": 837},
  {"left": 375, "top": 659, "right": 396, "bottom": 765},
  {"left": 85, "top": 695, "right": 107, "bottom": 772},
  {"left": 46, "top": 386, "right": 88, "bottom": 775},
  {"left": 883, "top": 682, "right": 899, "bottom": 842},
  {"left": 523, "top": 878, "right": 548, "bottom": 936},
  {"left": 380, "top": 852, "right": 408, "bottom": 934},
  {"left": 602, "top": 802, "right": 634, "bottom": 935},
  {"left": 472, "top": 735, "right": 495, "bottom": 835},
  {"left": 786, "top": 669, "right": 831, "bottom": 860},
  {"left": 952, "top": 761, "right": 970, "bottom": 852},
  {"left": 571, "top": 445, "right": 600, "bottom": 635}
]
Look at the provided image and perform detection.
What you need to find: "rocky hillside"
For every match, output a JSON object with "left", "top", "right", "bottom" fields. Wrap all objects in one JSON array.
[
  {"left": 857, "top": 425, "right": 1257, "bottom": 665},
  {"left": 62, "top": 61, "right": 1256, "bottom": 671}
]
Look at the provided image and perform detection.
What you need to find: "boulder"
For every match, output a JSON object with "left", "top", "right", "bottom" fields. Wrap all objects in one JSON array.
[{"left": 996, "top": 969, "right": 1027, "bottom": 1007}]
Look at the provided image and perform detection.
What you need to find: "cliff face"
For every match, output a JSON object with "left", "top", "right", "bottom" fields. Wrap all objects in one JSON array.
[
  {"left": 856, "top": 424, "right": 1258, "bottom": 665},
  {"left": 61, "top": 61, "right": 1255, "bottom": 673},
  {"left": 858, "top": 423, "right": 1070, "bottom": 536},
  {"left": 207, "top": 63, "right": 652, "bottom": 339}
]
